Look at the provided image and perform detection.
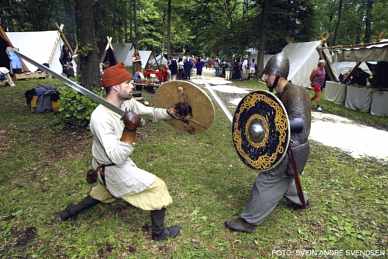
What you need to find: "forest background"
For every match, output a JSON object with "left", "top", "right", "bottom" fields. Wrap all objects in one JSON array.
[{"left": 1, "top": 0, "right": 387, "bottom": 86}]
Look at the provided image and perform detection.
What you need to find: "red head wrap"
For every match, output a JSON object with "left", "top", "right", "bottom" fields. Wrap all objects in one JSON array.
[{"left": 101, "top": 63, "right": 132, "bottom": 88}]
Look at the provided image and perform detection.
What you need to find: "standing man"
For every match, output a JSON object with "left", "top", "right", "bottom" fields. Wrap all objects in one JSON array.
[
  {"left": 225, "top": 54, "right": 311, "bottom": 233},
  {"left": 60, "top": 45, "right": 75, "bottom": 77},
  {"left": 58, "top": 63, "right": 188, "bottom": 241},
  {"left": 310, "top": 60, "right": 326, "bottom": 112},
  {"left": 6, "top": 47, "right": 22, "bottom": 80},
  {"left": 169, "top": 57, "right": 178, "bottom": 80},
  {"left": 249, "top": 58, "right": 256, "bottom": 80},
  {"left": 183, "top": 57, "right": 193, "bottom": 80},
  {"left": 195, "top": 57, "right": 205, "bottom": 77}
]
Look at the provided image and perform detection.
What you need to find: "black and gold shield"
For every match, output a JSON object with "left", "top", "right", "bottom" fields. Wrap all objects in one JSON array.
[
  {"left": 152, "top": 80, "right": 215, "bottom": 134},
  {"left": 232, "top": 90, "right": 290, "bottom": 172}
]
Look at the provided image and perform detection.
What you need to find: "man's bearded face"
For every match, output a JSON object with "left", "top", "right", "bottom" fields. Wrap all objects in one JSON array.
[
  {"left": 118, "top": 81, "right": 134, "bottom": 100},
  {"left": 261, "top": 73, "right": 275, "bottom": 92}
]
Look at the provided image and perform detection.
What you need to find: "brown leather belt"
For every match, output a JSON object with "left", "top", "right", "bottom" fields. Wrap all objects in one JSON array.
[{"left": 97, "top": 163, "right": 114, "bottom": 186}]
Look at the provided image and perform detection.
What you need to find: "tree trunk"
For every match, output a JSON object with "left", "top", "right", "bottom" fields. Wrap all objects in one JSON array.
[
  {"left": 256, "top": 0, "right": 270, "bottom": 77},
  {"left": 63, "top": 0, "right": 77, "bottom": 46},
  {"left": 364, "top": 0, "right": 374, "bottom": 43},
  {"left": 243, "top": 0, "right": 249, "bottom": 17},
  {"left": 133, "top": 0, "right": 138, "bottom": 49},
  {"left": 129, "top": 0, "right": 133, "bottom": 43},
  {"left": 75, "top": 0, "right": 100, "bottom": 88},
  {"left": 162, "top": 9, "right": 167, "bottom": 54},
  {"left": 124, "top": 0, "right": 128, "bottom": 42},
  {"left": 332, "top": 0, "right": 343, "bottom": 45},
  {"left": 167, "top": 0, "right": 172, "bottom": 56}
]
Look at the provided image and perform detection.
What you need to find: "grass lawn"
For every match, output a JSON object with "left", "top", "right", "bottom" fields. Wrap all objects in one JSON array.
[{"left": 0, "top": 79, "right": 387, "bottom": 258}]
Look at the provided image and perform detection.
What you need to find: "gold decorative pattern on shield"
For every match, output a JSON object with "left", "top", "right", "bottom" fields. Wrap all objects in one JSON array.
[{"left": 232, "top": 90, "right": 290, "bottom": 172}]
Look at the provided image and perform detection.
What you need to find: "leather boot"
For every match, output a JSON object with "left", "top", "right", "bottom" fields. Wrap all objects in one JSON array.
[
  {"left": 57, "top": 196, "right": 100, "bottom": 221},
  {"left": 224, "top": 217, "right": 256, "bottom": 233},
  {"left": 150, "top": 208, "right": 181, "bottom": 241}
]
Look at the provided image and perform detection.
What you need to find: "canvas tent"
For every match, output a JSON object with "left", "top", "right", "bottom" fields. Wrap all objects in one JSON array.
[
  {"left": 6, "top": 30, "right": 64, "bottom": 74},
  {"left": 325, "top": 40, "right": 388, "bottom": 116},
  {"left": 255, "top": 41, "right": 323, "bottom": 88},
  {"left": 249, "top": 41, "right": 322, "bottom": 87},
  {"left": 152, "top": 54, "right": 168, "bottom": 66},
  {"left": 278, "top": 40, "right": 322, "bottom": 88},
  {"left": 113, "top": 43, "right": 155, "bottom": 69},
  {"left": 136, "top": 50, "right": 154, "bottom": 69},
  {"left": 100, "top": 36, "right": 117, "bottom": 67},
  {"left": 112, "top": 43, "right": 133, "bottom": 66},
  {"left": 332, "top": 40, "right": 388, "bottom": 63}
]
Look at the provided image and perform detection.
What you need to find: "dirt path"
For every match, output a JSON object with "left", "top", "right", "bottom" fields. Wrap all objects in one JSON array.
[{"left": 191, "top": 75, "right": 388, "bottom": 162}]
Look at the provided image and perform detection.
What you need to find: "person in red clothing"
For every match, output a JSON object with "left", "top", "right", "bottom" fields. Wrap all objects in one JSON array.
[
  {"left": 143, "top": 65, "right": 154, "bottom": 79},
  {"left": 310, "top": 60, "right": 326, "bottom": 112},
  {"left": 156, "top": 64, "right": 169, "bottom": 82}
]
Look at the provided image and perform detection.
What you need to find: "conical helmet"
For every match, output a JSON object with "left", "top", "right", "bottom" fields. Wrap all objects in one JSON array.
[{"left": 262, "top": 53, "right": 290, "bottom": 79}]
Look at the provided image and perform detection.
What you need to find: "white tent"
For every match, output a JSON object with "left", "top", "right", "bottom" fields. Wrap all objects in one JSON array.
[
  {"left": 137, "top": 50, "right": 153, "bottom": 69},
  {"left": 113, "top": 43, "right": 154, "bottom": 69},
  {"left": 6, "top": 30, "right": 64, "bottom": 74},
  {"left": 279, "top": 40, "right": 321, "bottom": 88},
  {"left": 152, "top": 54, "right": 168, "bottom": 66},
  {"left": 327, "top": 40, "right": 388, "bottom": 116},
  {"left": 112, "top": 43, "right": 133, "bottom": 66}
]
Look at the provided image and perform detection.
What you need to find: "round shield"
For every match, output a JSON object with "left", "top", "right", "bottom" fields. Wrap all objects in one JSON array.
[
  {"left": 152, "top": 80, "right": 215, "bottom": 134},
  {"left": 232, "top": 90, "right": 290, "bottom": 172}
]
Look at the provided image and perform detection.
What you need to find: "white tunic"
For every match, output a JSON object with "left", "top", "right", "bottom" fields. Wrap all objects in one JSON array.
[{"left": 89, "top": 98, "right": 170, "bottom": 198}]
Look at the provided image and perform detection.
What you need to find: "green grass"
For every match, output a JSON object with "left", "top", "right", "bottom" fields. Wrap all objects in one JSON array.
[{"left": 0, "top": 79, "right": 387, "bottom": 258}]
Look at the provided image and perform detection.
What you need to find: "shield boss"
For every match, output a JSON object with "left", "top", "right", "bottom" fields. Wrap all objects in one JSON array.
[
  {"left": 152, "top": 80, "right": 215, "bottom": 134},
  {"left": 232, "top": 90, "right": 290, "bottom": 172}
]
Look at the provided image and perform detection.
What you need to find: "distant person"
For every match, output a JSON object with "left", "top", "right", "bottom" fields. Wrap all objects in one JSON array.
[
  {"left": 232, "top": 59, "right": 242, "bottom": 80},
  {"left": 195, "top": 57, "right": 205, "bottom": 76},
  {"left": 0, "top": 67, "right": 15, "bottom": 87},
  {"left": 183, "top": 57, "right": 193, "bottom": 80},
  {"left": 169, "top": 58, "right": 178, "bottom": 80},
  {"left": 225, "top": 61, "right": 232, "bottom": 80},
  {"left": 310, "top": 60, "right": 326, "bottom": 112},
  {"left": 60, "top": 45, "right": 74, "bottom": 77},
  {"left": 242, "top": 58, "right": 249, "bottom": 80},
  {"left": 6, "top": 47, "right": 22, "bottom": 79},
  {"left": 177, "top": 57, "right": 184, "bottom": 80},
  {"left": 214, "top": 58, "right": 220, "bottom": 77},
  {"left": 249, "top": 59, "right": 256, "bottom": 79},
  {"left": 156, "top": 64, "right": 169, "bottom": 82},
  {"left": 143, "top": 64, "right": 155, "bottom": 79},
  {"left": 133, "top": 67, "right": 145, "bottom": 82}
]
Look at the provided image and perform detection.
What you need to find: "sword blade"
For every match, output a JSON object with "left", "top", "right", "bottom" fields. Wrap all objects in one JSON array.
[{"left": 13, "top": 49, "right": 124, "bottom": 116}]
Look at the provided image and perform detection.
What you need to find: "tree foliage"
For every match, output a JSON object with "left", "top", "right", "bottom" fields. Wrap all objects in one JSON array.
[
  {"left": 312, "top": 0, "right": 387, "bottom": 45},
  {"left": 1, "top": 0, "right": 387, "bottom": 84}
]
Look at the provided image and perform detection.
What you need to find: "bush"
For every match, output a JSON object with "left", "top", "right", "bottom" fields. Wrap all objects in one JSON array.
[{"left": 58, "top": 86, "right": 103, "bottom": 128}]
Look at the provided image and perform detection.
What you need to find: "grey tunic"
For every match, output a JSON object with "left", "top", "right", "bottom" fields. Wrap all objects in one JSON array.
[{"left": 240, "top": 83, "right": 312, "bottom": 225}]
